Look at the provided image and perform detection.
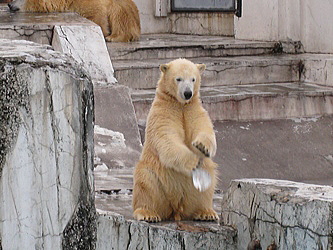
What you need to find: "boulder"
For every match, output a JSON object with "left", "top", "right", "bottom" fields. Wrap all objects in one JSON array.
[
  {"left": 222, "top": 179, "right": 333, "bottom": 249},
  {"left": 0, "top": 39, "right": 96, "bottom": 249}
]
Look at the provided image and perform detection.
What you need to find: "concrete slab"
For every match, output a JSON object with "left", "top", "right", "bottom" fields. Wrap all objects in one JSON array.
[
  {"left": 107, "top": 33, "right": 279, "bottom": 60},
  {"left": 132, "top": 82, "right": 333, "bottom": 123},
  {"left": 94, "top": 85, "right": 142, "bottom": 170},
  {"left": 113, "top": 55, "right": 300, "bottom": 89}
]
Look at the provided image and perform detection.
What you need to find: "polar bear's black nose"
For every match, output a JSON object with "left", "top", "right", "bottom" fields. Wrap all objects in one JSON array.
[
  {"left": 8, "top": 3, "right": 20, "bottom": 12},
  {"left": 184, "top": 90, "right": 192, "bottom": 100}
]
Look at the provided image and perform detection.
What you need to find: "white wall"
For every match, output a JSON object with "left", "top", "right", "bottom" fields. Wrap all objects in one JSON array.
[
  {"left": 134, "top": 0, "right": 234, "bottom": 36},
  {"left": 134, "top": 0, "right": 168, "bottom": 34},
  {"left": 301, "top": 0, "right": 333, "bottom": 53},
  {"left": 235, "top": 0, "right": 333, "bottom": 53}
]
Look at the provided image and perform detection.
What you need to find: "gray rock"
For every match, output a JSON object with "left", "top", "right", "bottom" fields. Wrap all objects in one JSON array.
[
  {"left": 96, "top": 212, "right": 237, "bottom": 250},
  {"left": 222, "top": 179, "right": 333, "bottom": 250},
  {"left": 0, "top": 39, "right": 96, "bottom": 249}
]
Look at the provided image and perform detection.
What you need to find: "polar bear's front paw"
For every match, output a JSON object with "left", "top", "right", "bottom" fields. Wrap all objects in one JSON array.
[
  {"left": 134, "top": 208, "right": 161, "bottom": 223},
  {"left": 193, "top": 141, "right": 210, "bottom": 157},
  {"left": 192, "top": 133, "right": 216, "bottom": 158}
]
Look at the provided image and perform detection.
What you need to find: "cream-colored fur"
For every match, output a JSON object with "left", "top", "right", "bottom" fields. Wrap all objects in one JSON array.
[
  {"left": 10, "top": 0, "right": 140, "bottom": 42},
  {"left": 132, "top": 58, "right": 218, "bottom": 222}
]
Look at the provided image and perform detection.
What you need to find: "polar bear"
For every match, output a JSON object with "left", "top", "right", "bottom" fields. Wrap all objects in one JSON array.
[
  {"left": 132, "top": 58, "right": 219, "bottom": 222},
  {"left": 8, "top": 0, "right": 141, "bottom": 42}
]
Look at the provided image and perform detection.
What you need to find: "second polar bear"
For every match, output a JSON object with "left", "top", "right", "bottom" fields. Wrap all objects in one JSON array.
[
  {"left": 8, "top": 0, "right": 141, "bottom": 42},
  {"left": 132, "top": 58, "right": 219, "bottom": 222}
]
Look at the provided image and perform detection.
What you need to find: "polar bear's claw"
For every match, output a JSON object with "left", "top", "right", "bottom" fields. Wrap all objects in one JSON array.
[
  {"left": 193, "top": 142, "right": 210, "bottom": 157},
  {"left": 193, "top": 209, "right": 219, "bottom": 221},
  {"left": 134, "top": 208, "right": 161, "bottom": 223}
]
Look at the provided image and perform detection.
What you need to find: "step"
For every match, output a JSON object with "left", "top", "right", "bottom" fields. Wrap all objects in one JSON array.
[
  {"left": 113, "top": 55, "right": 301, "bottom": 89},
  {"left": 131, "top": 82, "right": 333, "bottom": 123},
  {"left": 107, "top": 34, "right": 279, "bottom": 61}
]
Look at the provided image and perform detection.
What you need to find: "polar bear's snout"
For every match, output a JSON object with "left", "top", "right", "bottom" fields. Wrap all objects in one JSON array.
[{"left": 179, "top": 82, "right": 194, "bottom": 101}]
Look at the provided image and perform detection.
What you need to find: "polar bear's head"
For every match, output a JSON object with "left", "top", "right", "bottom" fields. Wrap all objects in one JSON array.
[{"left": 158, "top": 58, "right": 206, "bottom": 104}]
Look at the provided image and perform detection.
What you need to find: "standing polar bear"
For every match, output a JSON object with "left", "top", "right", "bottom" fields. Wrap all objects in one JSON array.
[
  {"left": 8, "top": 0, "right": 141, "bottom": 42},
  {"left": 133, "top": 58, "right": 219, "bottom": 222}
]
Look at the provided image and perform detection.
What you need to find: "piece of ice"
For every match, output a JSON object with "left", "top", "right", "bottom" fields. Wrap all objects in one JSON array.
[{"left": 192, "top": 168, "right": 212, "bottom": 192}]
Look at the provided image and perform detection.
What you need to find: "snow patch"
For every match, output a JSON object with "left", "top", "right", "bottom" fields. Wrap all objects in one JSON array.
[
  {"left": 94, "top": 163, "right": 109, "bottom": 171},
  {"left": 94, "top": 125, "right": 126, "bottom": 148},
  {"left": 290, "top": 116, "right": 320, "bottom": 123},
  {"left": 240, "top": 123, "right": 251, "bottom": 130}
]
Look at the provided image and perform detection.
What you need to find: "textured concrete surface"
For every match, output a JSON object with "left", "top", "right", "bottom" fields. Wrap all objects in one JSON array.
[
  {"left": 215, "top": 115, "right": 333, "bottom": 190},
  {"left": 222, "top": 179, "right": 333, "bottom": 249},
  {"left": 301, "top": 53, "right": 333, "bottom": 87}
]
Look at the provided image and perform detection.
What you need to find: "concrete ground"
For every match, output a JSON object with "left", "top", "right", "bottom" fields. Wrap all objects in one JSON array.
[
  {"left": 214, "top": 115, "right": 333, "bottom": 190},
  {"left": 95, "top": 115, "right": 333, "bottom": 217}
]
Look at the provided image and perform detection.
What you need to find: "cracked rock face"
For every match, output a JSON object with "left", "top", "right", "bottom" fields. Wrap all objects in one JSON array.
[
  {"left": 222, "top": 179, "right": 333, "bottom": 250},
  {"left": 0, "top": 39, "right": 95, "bottom": 249},
  {"left": 96, "top": 212, "right": 237, "bottom": 250}
]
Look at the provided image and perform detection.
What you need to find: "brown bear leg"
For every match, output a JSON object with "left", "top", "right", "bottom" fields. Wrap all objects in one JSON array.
[{"left": 132, "top": 166, "right": 172, "bottom": 222}]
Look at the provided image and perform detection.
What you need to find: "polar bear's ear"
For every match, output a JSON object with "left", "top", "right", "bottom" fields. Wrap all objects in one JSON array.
[
  {"left": 196, "top": 64, "right": 206, "bottom": 74},
  {"left": 160, "top": 64, "right": 169, "bottom": 73}
]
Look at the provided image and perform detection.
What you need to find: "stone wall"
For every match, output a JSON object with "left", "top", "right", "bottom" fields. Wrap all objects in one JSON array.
[
  {"left": 222, "top": 179, "right": 333, "bottom": 249},
  {"left": 0, "top": 39, "right": 96, "bottom": 249}
]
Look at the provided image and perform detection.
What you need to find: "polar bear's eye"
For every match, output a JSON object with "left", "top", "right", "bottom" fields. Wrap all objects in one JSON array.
[
  {"left": 192, "top": 78, "right": 196, "bottom": 82},
  {"left": 176, "top": 77, "right": 182, "bottom": 82}
]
